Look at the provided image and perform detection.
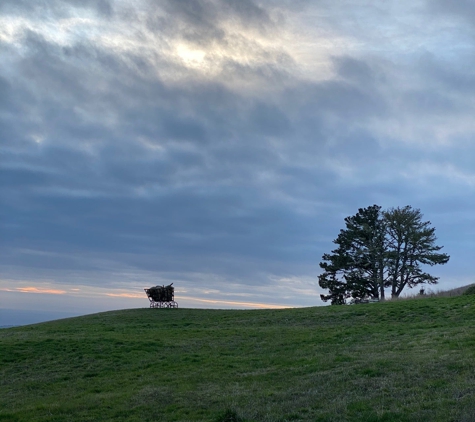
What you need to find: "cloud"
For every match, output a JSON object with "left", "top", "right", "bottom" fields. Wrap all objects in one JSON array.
[
  {"left": 0, "top": 0, "right": 113, "bottom": 17},
  {"left": 428, "top": 0, "right": 475, "bottom": 29},
  {"left": 144, "top": 0, "right": 274, "bottom": 45}
]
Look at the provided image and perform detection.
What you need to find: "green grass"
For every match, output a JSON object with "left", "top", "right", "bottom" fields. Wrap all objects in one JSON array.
[{"left": 2, "top": 295, "right": 475, "bottom": 421}]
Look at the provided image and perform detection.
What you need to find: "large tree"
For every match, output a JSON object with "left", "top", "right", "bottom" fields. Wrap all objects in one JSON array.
[
  {"left": 383, "top": 206, "right": 450, "bottom": 297},
  {"left": 318, "top": 205, "right": 388, "bottom": 304},
  {"left": 319, "top": 205, "right": 450, "bottom": 304}
]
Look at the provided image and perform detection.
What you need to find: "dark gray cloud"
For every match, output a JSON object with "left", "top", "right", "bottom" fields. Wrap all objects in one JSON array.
[
  {"left": 1, "top": 0, "right": 474, "bottom": 310},
  {"left": 145, "top": 0, "right": 274, "bottom": 45}
]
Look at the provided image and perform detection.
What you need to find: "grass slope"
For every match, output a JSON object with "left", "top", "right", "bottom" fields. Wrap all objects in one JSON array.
[{"left": 1, "top": 296, "right": 475, "bottom": 422}]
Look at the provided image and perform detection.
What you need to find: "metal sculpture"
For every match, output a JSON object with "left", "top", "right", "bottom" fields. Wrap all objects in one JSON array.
[{"left": 144, "top": 283, "right": 178, "bottom": 308}]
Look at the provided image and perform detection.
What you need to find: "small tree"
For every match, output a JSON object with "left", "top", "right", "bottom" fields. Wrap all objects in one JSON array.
[{"left": 319, "top": 205, "right": 450, "bottom": 304}]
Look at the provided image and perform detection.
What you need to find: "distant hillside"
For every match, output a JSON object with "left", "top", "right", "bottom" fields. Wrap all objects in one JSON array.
[
  {"left": 1, "top": 295, "right": 475, "bottom": 421},
  {"left": 431, "top": 283, "right": 475, "bottom": 297},
  {"left": 391, "top": 283, "right": 475, "bottom": 300}
]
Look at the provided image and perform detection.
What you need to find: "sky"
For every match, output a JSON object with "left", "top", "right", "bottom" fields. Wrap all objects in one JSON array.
[{"left": 1, "top": 0, "right": 474, "bottom": 325}]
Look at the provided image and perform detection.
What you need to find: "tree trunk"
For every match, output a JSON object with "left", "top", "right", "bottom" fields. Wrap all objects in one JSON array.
[{"left": 379, "top": 265, "right": 385, "bottom": 300}]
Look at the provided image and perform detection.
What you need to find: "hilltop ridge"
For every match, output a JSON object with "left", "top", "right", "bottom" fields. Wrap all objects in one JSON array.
[{"left": 1, "top": 295, "right": 475, "bottom": 421}]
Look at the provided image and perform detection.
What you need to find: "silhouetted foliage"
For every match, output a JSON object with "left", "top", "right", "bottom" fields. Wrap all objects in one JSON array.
[
  {"left": 319, "top": 205, "right": 449, "bottom": 304},
  {"left": 384, "top": 206, "right": 450, "bottom": 297}
]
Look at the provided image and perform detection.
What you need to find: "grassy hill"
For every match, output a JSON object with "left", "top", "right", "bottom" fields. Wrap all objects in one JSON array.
[{"left": 1, "top": 295, "right": 475, "bottom": 422}]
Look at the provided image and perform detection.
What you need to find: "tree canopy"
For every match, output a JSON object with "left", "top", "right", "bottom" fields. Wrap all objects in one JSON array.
[{"left": 319, "top": 205, "right": 450, "bottom": 304}]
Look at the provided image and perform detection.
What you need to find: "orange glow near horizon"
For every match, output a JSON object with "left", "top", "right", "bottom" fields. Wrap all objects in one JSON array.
[
  {"left": 105, "top": 292, "right": 145, "bottom": 299},
  {"left": 13, "top": 287, "right": 67, "bottom": 295},
  {"left": 0, "top": 283, "right": 295, "bottom": 310},
  {"left": 178, "top": 295, "right": 291, "bottom": 309}
]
